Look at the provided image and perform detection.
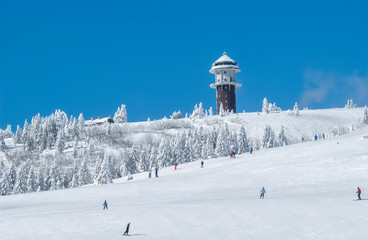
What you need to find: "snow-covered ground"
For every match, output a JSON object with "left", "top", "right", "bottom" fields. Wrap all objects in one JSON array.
[{"left": 1, "top": 125, "right": 368, "bottom": 240}]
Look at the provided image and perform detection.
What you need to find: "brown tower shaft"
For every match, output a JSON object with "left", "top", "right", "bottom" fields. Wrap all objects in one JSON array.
[{"left": 216, "top": 85, "right": 236, "bottom": 114}]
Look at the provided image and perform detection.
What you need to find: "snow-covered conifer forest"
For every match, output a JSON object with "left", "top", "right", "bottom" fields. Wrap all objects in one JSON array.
[{"left": 0, "top": 102, "right": 367, "bottom": 196}]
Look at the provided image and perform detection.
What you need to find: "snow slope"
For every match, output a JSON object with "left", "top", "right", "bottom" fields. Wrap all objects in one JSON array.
[{"left": 1, "top": 127, "right": 368, "bottom": 240}]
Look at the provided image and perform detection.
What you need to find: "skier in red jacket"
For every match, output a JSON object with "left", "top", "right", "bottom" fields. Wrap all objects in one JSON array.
[{"left": 357, "top": 187, "right": 362, "bottom": 200}]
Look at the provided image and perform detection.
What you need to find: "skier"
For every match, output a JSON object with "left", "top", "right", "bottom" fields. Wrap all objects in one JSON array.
[
  {"left": 314, "top": 134, "right": 318, "bottom": 141},
  {"left": 155, "top": 167, "right": 159, "bottom": 177},
  {"left": 123, "top": 222, "right": 131, "bottom": 236},
  {"left": 250, "top": 148, "right": 253, "bottom": 154},
  {"left": 175, "top": 163, "right": 178, "bottom": 170},
  {"left": 103, "top": 200, "right": 108, "bottom": 210},
  {"left": 322, "top": 133, "right": 325, "bottom": 139},
  {"left": 357, "top": 187, "right": 362, "bottom": 200},
  {"left": 260, "top": 187, "right": 266, "bottom": 199},
  {"left": 148, "top": 169, "right": 152, "bottom": 178},
  {"left": 201, "top": 160, "right": 204, "bottom": 168}
]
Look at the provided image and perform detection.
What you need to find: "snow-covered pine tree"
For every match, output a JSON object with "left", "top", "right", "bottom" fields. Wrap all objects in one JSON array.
[
  {"left": 78, "top": 157, "right": 92, "bottom": 186},
  {"left": 230, "top": 132, "right": 238, "bottom": 154},
  {"left": 138, "top": 148, "right": 149, "bottom": 172},
  {"left": 26, "top": 166, "right": 38, "bottom": 193},
  {"left": 36, "top": 170, "right": 45, "bottom": 192},
  {"left": 39, "top": 127, "right": 48, "bottom": 152},
  {"left": 78, "top": 113, "right": 85, "bottom": 137},
  {"left": 157, "top": 138, "right": 171, "bottom": 167},
  {"left": 4, "top": 125, "right": 13, "bottom": 138},
  {"left": 125, "top": 147, "right": 138, "bottom": 175},
  {"left": 219, "top": 102, "right": 225, "bottom": 116},
  {"left": 22, "top": 120, "right": 29, "bottom": 143},
  {"left": 0, "top": 170, "right": 12, "bottom": 195},
  {"left": 211, "top": 126, "right": 218, "bottom": 151},
  {"left": 190, "top": 103, "right": 205, "bottom": 119},
  {"left": 262, "top": 98, "right": 269, "bottom": 114},
  {"left": 345, "top": 99, "right": 357, "bottom": 109},
  {"left": 7, "top": 164, "right": 17, "bottom": 192},
  {"left": 72, "top": 137, "right": 78, "bottom": 158},
  {"left": 206, "top": 133, "right": 215, "bottom": 158},
  {"left": 170, "top": 111, "right": 182, "bottom": 120},
  {"left": 61, "top": 171, "right": 70, "bottom": 189},
  {"left": 193, "top": 129, "right": 202, "bottom": 159},
  {"left": 43, "top": 167, "right": 51, "bottom": 191},
  {"left": 363, "top": 107, "right": 368, "bottom": 125},
  {"left": 55, "top": 130, "right": 65, "bottom": 153},
  {"left": 13, "top": 163, "right": 29, "bottom": 194},
  {"left": 237, "top": 126, "right": 249, "bottom": 154},
  {"left": 208, "top": 107, "right": 213, "bottom": 116},
  {"left": 94, "top": 154, "right": 113, "bottom": 185},
  {"left": 201, "top": 133, "right": 209, "bottom": 160},
  {"left": 293, "top": 102, "right": 299, "bottom": 116},
  {"left": 0, "top": 137, "right": 7, "bottom": 152},
  {"left": 93, "top": 157, "right": 102, "bottom": 185},
  {"left": 262, "top": 124, "right": 276, "bottom": 148},
  {"left": 172, "top": 132, "right": 185, "bottom": 164},
  {"left": 148, "top": 147, "right": 158, "bottom": 170},
  {"left": 49, "top": 166, "right": 60, "bottom": 190},
  {"left": 70, "top": 116, "right": 79, "bottom": 140},
  {"left": 24, "top": 135, "right": 34, "bottom": 152},
  {"left": 69, "top": 159, "right": 80, "bottom": 188},
  {"left": 70, "top": 174, "right": 79, "bottom": 188},
  {"left": 15, "top": 125, "right": 22, "bottom": 144},
  {"left": 215, "top": 125, "right": 230, "bottom": 157},
  {"left": 278, "top": 125, "right": 288, "bottom": 146},
  {"left": 183, "top": 131, "right": 196, "bottom": 163},
  {"left": 113, "top": 104, "right": 128, "bottom": 123}
]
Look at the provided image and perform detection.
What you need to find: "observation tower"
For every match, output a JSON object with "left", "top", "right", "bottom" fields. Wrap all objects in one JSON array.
[{"left": 210, "top": 52, "right": 241, "bottom": 114}]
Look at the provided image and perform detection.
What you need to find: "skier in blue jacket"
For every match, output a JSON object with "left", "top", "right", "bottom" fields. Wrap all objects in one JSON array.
[
  {"left": 260, "top": 187, "right": 266, "bottom": 199},
  {"left": 103, "top": 200, "right": 108, "bottom": 210}
]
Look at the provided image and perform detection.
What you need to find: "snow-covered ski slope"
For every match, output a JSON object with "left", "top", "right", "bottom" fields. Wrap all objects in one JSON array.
[
  {"left": 1, "top": 126, "right": 368, "bottom": 240},
  {"left": 129, "top": 108, "right": 364, "bottom": 144}
]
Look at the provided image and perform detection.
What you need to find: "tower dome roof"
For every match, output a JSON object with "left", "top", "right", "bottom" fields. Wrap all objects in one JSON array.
[
  {"left": 213, "top": 52, "right": 237, "bottom": 66},
  {"left": 210, "top": 52, "right": 241, "bottom": 73}
]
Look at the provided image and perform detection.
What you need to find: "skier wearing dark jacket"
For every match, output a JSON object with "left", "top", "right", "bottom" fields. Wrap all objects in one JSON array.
[
  {"left": 123, "top": 222, "right": 131, "bottom": 236},
  {"left": 103, "top": 200, "right": 108, "bottom": 210}
]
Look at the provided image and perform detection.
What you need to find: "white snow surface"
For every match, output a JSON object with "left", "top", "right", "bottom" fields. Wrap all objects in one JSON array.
[{"left": 1, "top": 126, "right": 368, "bottom": 240}]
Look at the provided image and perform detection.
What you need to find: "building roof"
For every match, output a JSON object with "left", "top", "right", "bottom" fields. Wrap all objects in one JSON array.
[
  {"left": 210, "top": 52, "right": 241, "bottom": 73},
  {"left": 85, "top": 117, "right": 114, "bottom": 126},
  {"left": 213, "top": 52, "right": 237, "bottom": 66}
]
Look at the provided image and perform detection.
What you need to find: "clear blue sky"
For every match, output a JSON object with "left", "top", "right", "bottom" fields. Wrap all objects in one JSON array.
[{"left": 1, "top": 0, "right": 367, "bottom": 129}]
